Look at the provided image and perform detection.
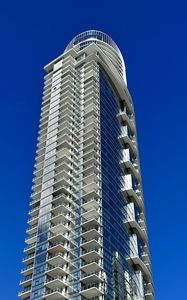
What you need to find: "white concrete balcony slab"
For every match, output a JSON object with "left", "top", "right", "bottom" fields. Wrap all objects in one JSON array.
[
  {"left": 45, "top": 277, "right": 68, "bottom": 289},
  {"left": 18, "top": 287, "right": 31, "bottom": 299},
  {"left": 48, "top": 233, "right": 71, "bottom": 244},
  {"left": 81, "top": 208, "right": 101, "bottom": 221},
  {"left": 127, "top": 255, "right": 152, "bottom": 280},
  {"left": 80, "top": 261, "right": 102, "bottom": 273},
  {"left": 81, "top": 218, "right": 102, "bottom": 231},
  {"left": 45, "top": 289, "right": 68, "bottom": 300},
  {"left": 124, "top": 217, "right": 148, "bottom": 242},
  {"left": 22, "top": 253, "right": 35, "bottom": 265},
  {"left": 83, "top": 135, "right": 99, "bottom": 149},
  {"left": 82, "top": 173, "right": 100, "bottom": 186},
  {"left": 25, "top": 233, "right": 37, "bottom": 245},
  {"left": 118, "top": 134, "right": 137, "bottom": 156},
  {"left": 49, "top": 222, "right": 71, "bottom": 235},
  {"left": 50, "top": 213, "right": 75, "bottom": 226},
  {"left": 121, "top": 186, "right": 144, "bottom": 210},
  {"left": 83, "top": 164, "right": 99, "bottom": 177},
  {"left": 47, "top": 253, "right": 70, "bottom": 266},
  {"left": 81, "top": 272, "right": 104, "bottom": 284},
  {"left": 28, "top": 206, "right": 39, "bottom": 217},
  {"left": 52, "top": 193, "right": 76, "bottom": 207},
  {"left": 82, "top": 156, "right": 99, "bottom": 168},
  {"left": 27, "top": 215, "right": 39, "bottom": 226},
  {"left": 120, "top": 159, "right": 140, "bottom": 182},
  {"left": 48, "top": 242, "right": 71, "bottom": 254},
  {"left": 81, "top": 199, "right": 100, "bottom": 211},
  {"left": 80, "top": 286, "right": 104, "bottom": 298},
  {"left": 80, "top": 249, "right": 103, "bottom": 262},
  {"left": 21, "top": 264, "right": 34, "bottom": 276},
  {"left": 24, "top": 242, "right": 36, "bottom": 255},
  {"left": 117, "top": 111, "right": 135, "bottom": 133},
  {"left": 51, "top": 203, "right": 73, "bottom": 216},
  {"left": 20, "top": 275, "right": 32, "bottom": 287},
  {"left": 81, "top": 237, "right": 102, "bottom": 250},
  {"left": 26, "top": 224, "right": 38, "bottom": 235},
  {"left": 81, "top": 228, "right": 102, "bottom": 240}
]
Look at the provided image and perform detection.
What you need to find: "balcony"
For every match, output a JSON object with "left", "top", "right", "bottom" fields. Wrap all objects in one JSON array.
[
  {"left": 18, "top": 286, "right": 31, "bottom": 299},
  {"left": 126, "top": 254, "right": 152, "bottom": 280},
  {"left": 81, "top": 218, "right": 102, "bottom": 231},
  {"left": 21, "top": 264, "right": 34, "bottom": 276},
  {"left": 124, "top": 215, "right": 148, "bottom": 242},
  {"left": 80, "top": 283, "right": 104, "bottom": 298},
  {"left": 83, "top": 164, "right": 99, "bottom": 178},
  {"left": 80, "top": 248, "right": 103, "bottom": 262},
  {"left": 25, "top": 233, "right": 37, "bottom": 245},
  {"left": 82, "top": 185, "right": 101, "bottom": 202},
  {"left": 81, "top": 198, "right": 100, "bottom": 211},
  {"left": 49, "top": 222, "right": 71, "bottom": 235},
  {"left": 20, "top": 274, "right": 32, "bottom": 287},
  {"left": 120, "top": 156, "right": 140, "bottom": 182},
  {"left": 48, "top": 242, "right": 71, "bottom": 254},
  {"left": 117, "top": 110, "right": 135, "bottom": 133},
  {"left": 121, "top": 177, "right": 144, "bottom": 210},
  {"left": 81, "top": 271, "right": 104, "bottom": 284},
  {"left": 26, "top": 224, "right": 38, "bottom": 235},
  {"left": 52, "top": 193, "right": 76, "bottom": 207},
  {"left": 51, "top": 202, "right": 77, "bottom": 217},
  {"left": 45, "top": 288, "right": 68, "bottom": 300},
  {"left": 45, "top": 276, "right": 69, "bottom": 289},
  {"left": 24, "top": 242, "right": 36, "bottom": 254},
  {"left": 46, "top": 265, "right": 70, "bottom": 278},
  {"left": 81, "top": 260, "right": 102, "bottom": 273},
  {"left": 81, "top": 237, "right": 102, "bottom": 250},
  {"left": 49, "top": 232, "right": 77, "bottom": 248},
  {"left": 50, "top": 212, "right": 75, "bottom": 225},
  {"left": 47, "top": 252, "right": 70, "bottom": 266},
  {"left": 81, "top": 226, "right": 102, "bottom": 240},
  {"left": 118, "top": 127, "right": 137, "bottom": 156},
  {"left": 81, "top": 208, "right": 101, "bottom": 222},
  {"left": 22, "top": 253, "right": 35, "bottom": 265}
]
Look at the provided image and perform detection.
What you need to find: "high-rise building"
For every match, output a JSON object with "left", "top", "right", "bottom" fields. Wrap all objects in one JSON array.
[{"left": 19, "top": 30, "right": 154, "bottom": 300}]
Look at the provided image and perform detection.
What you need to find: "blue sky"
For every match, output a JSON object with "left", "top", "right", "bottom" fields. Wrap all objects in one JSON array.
[{"left": 0, "top": 1, "right": 186, "bottom": 299}]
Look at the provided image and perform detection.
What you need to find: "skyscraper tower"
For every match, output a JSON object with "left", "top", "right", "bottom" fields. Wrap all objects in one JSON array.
[{"left": 19, "top": 30, "right": 154, "bottom": 300}]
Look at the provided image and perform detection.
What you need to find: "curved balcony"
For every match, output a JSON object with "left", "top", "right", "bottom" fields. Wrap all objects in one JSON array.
[
  {"left": 121, "top": 184, "right": 144, "bottom": 210},
  {"left": 120, "top": 159, "right": 140, "bottom": 182},
  {"left": 124, "top": 217, "right": 148, "bottom": 243},
  {"left": 127, "top": 255, "right": 152, "bottom": 280},
  {"left": 118, "top": 130, "right": 137, "bottom": 157},
  {"left": 117, "top": 110, "right": 135, "bottom": 133}
]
